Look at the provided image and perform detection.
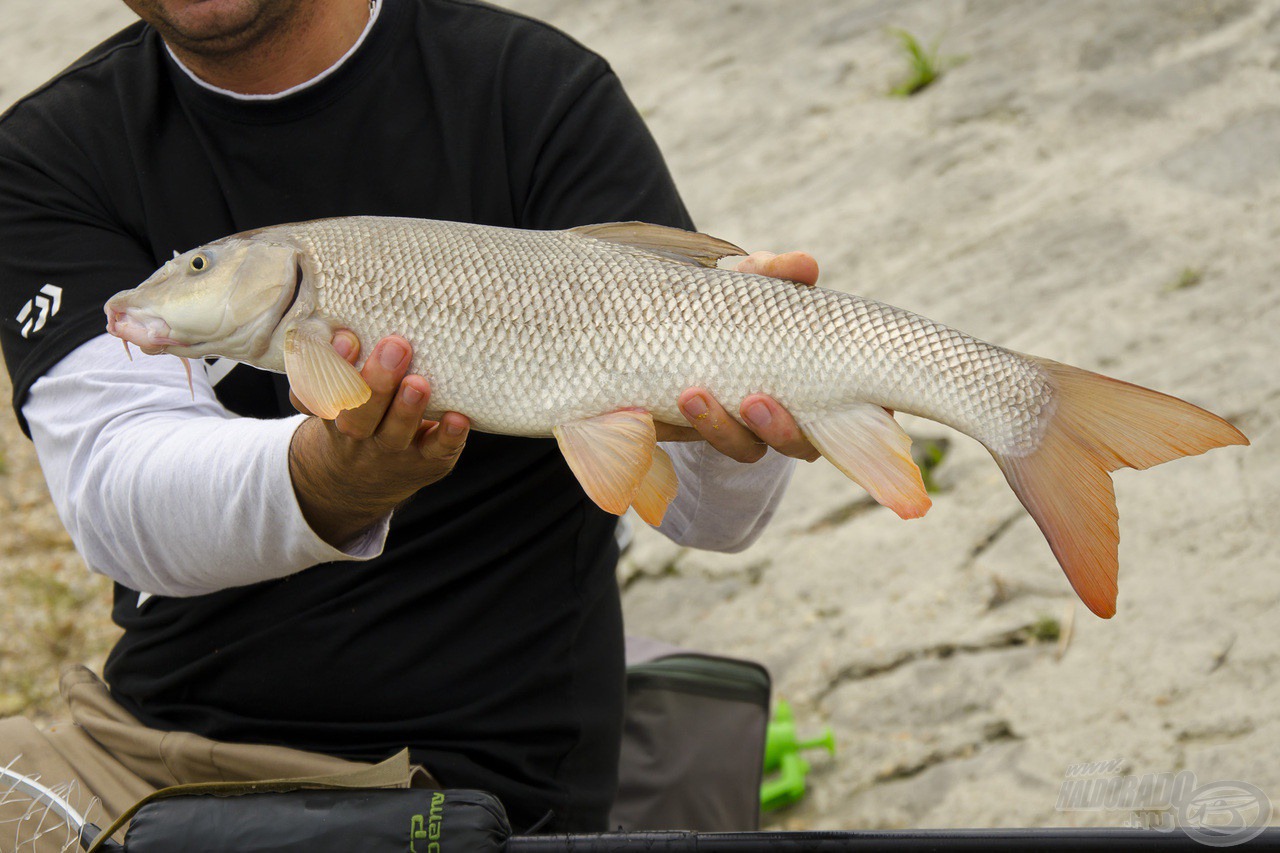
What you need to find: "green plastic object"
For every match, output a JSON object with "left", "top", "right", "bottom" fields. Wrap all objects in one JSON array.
[{"left": 759, "top": 700, "right": 837, "bottom": 811}]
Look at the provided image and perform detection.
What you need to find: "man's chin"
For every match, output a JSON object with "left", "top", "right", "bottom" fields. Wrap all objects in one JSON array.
[{"left": 128, "top": 0, "right": 291, "bottom": 56}]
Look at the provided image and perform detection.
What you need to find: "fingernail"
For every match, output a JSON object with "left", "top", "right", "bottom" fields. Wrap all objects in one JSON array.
[
  {"left": 401, "top": 385, "right": 423, "bottom": 406},
  {"left": 683, "top": 395, "right": 709, "bottom": 419},
  {"left": 445, "top": 419, "right": 465, "bottom": 437},
  {"left": 378, "top": 341, "right": 407, "bottom": 369},
  {"left": 745, "top": 401, "right": 772, "bottom": 429},
  {"left": 332, "top": 333, "right": 356, "bottom": 359}
]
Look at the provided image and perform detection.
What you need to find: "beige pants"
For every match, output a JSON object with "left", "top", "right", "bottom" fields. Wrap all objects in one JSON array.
[{"left": 0, "top": 666, "right": 435, "bottom": 853}]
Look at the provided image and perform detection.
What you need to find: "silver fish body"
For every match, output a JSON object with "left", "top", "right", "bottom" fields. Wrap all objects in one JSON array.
[
  {"left": 105, "top": 216, "right": 1248, "bottom": 618},
  {"left": 257, "top": 218, "right": 1048, "bottom": 449}
]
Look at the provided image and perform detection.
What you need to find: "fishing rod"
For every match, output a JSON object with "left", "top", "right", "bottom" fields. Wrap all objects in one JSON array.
[
  {"left": 5, "top": 774, "right": 1275, "bottom": 852},
  {"left": 509, "top": 827, "right": 1280, "bottom": 851}
]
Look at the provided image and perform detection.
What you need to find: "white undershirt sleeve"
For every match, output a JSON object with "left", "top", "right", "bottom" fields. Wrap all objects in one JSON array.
[
  {"left": 655, "top": 440, "right": 795, "bottom": 552},
  {"left": 28, "top": 335, "right": 791, "bottom": 593},
  {"left": 23, "top": 334, "right": 388, "bottom": 598}
]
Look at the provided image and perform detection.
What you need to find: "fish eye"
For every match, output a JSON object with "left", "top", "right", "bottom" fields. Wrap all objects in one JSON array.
[{"left": 190, "top": 254, "right": 209, "bottom": 273}]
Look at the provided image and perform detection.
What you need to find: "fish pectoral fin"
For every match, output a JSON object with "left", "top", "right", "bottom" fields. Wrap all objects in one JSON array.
[
  {"left": 554, "top": 411, "right": 658, "bottom": 516},
  {"left": 805, "top": 404, "right": 932, "bottom": 520},
  {"left": 283, "top": 324, "right": 372, "bottom": 420},
  {"left": 631, "top": 445, "right": 678, "bottom": 526},
  {"left": 568, "top": 222, "right": 746, "bottom": 268}
]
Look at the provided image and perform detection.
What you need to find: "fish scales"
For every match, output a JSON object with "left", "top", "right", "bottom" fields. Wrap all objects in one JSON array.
[
  {"left": 105, "top": 215, "right": 1248, "bottom": 618},
  {"left": 260, "top": 217, "right": 1051, "bottom": 450}
]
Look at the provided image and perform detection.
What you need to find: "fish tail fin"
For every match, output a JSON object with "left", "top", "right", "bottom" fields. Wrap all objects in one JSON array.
[{"left": 993, "top": 357, "right": 1248, "bottom": 619}]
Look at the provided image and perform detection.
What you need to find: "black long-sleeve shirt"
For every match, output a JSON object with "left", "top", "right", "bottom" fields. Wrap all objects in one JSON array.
[{"left": 0, "top": 0, "right": 694, "bottom": 831}]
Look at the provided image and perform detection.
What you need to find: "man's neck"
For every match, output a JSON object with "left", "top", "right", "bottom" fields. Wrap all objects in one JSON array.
[{"left": 166, "top": 0, "right": 372, "bottom": 96}]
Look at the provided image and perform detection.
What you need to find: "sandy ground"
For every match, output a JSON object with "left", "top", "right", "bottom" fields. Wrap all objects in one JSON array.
[{"left": 3, "top": 0, "right": 1279, "bottom": 834}]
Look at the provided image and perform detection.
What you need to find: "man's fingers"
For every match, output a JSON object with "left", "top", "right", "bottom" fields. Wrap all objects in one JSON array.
[
  {"left": 332, "top": 330, "right": 360, "bottom": 364},
  {"left": 741, "top": 395, "right": 821, "bottom": 461},
  {"left": 417, "top": 412, "right": 470, "bottom": 469},
  {"left": 736, "top": 251, "right": 819, "bottom": 287},
  {"left": 373, "top": 376, "right": 432, "bottom": 451},
  {"left": 654, "top": 421, "right": 701, "bottom": 443},
  {"left": 676, "top": 389, "right": 822, "bottom": 463},
  {"left": 678, "top": 388, "right": 767, "bottom": 463},
  {"left": 335, "top": 336, "right": 412, "bottom": 439}
]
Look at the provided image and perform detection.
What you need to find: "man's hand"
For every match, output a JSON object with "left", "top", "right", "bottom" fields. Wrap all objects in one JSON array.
[
  {"left": 289, "top": 332, "right": 470, "bottom": 547},
  {"left": 653, "top": 251, "right": 822, "bottom": 463}
]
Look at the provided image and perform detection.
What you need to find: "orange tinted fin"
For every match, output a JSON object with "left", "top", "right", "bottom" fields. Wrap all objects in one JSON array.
[
  {"left": 554, "top": 411, "right": 658, "bottom": 516},
  {"left": 284, "top": 323, "right": 371, "bottom": 420},
  {"left": 632, "top": 445, "right": 678, "bottom": 526},
  {"left": 568, "top": 222, "right": 746, "bottom": 268},
  {"left": 804, "top": 404, "right": 932, "bottom": 520},
  {"left": 995, "top": 357, "right": 1249, "bottom": 619}
]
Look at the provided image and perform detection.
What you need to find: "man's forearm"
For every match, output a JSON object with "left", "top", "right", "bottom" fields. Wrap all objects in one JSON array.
[
  {"left": 25, "top": 335, "right": 388, "bottom": 597},
  {"left": 283, "top": 334, "right": 471, "bottom": 548}
]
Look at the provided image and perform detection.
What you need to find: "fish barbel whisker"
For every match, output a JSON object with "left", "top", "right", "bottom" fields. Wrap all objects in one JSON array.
[{"left": 177, "top": 355, "right": 193, "bottom": 400}]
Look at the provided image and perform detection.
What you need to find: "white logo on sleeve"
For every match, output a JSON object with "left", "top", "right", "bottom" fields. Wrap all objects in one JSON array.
[{"left": 16, "top": 284, "right": 63, "bottom": 338}]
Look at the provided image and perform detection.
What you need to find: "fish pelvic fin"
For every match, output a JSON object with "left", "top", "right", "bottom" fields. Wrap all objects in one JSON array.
[
  {"left": 284, "top": 323, "right": 372, "bottom": 420},
  {"left": 632, "top": 445, "right": 679, "bottom": 526},
  {"left": 804, "top": 404, "right": 932, "bottom": 520},
  {"left": 995, "top": 357, "right": 1249, "bottom": 619},
  {"left": 554, "top": 410, "right": 658, "bottom": 516}
]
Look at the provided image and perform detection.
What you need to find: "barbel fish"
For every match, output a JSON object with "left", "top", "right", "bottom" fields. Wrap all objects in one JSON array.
[{"left": 104, "top": 217, "right": 1248, "bottom": 617}]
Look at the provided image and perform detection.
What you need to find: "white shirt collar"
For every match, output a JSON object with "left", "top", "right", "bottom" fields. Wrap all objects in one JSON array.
[{"left": 164, "top": 0, "right": 382, "bottom": 102}]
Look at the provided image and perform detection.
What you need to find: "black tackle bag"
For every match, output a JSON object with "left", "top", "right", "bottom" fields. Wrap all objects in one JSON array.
[
  {"left": 89, "top": 788, "right": 507, "bottom": 853},
  {"left": 610, "top": 637, "right": 772, "bottom": 831}
]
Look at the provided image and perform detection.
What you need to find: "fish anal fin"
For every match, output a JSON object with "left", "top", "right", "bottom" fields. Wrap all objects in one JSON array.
[
  {"left": 805, "top": 404, "right": 932, "bottom": 520},
  {"left": 284, "top": 324, "right": 371, "bottom": 420},
  {"left": 569, "top": 222, "right": 745, "bottom": 268},
  {"left": 632, "top": 445, "right": 678, "bottom": 526},
  {"left": 554, "top": 410, "right": 657, "bottom": 515}
]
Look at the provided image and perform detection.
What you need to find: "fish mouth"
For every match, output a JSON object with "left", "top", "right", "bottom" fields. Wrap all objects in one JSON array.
[{"left": 105, "top": 304, "right": 188, "bottom": 353}]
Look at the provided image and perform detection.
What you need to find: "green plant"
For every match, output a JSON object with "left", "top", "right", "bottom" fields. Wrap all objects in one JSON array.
[
  {"left": 888, "top": 29, "right": 946, "bottom": 97},
  {"left": 1166, "top": 266, "right": 1204, "bottom": 292},
  {"left": 1031, "top": 614, "right": 1062, "bottom": 643},
  {"left": 913, "top": 437, "right": 950, "bottom": 493}
]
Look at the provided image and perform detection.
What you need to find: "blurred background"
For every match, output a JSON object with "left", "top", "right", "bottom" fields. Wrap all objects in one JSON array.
[{"left": 2, "top": 0, "right": 1278, "bottom": 832}]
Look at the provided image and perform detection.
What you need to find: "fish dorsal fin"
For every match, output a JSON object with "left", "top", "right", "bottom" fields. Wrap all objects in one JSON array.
[
  {"left": 554, "top": 410, "right": 658, "bottom": 515},
  {"left": 569, "top": 222, "right": 746, "bottom": 268},
  {"left": 284, "top": 322, "right": 372, "bottom": 420},
  {"left": 804, "top": 404, "right": 932, "bottom": 520},
  {"left": 632, "top": 444, "right": 678, "bottom": 526}
]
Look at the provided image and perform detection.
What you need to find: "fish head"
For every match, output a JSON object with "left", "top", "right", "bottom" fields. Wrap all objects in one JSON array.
[{"left": 105, "top": 238, "right": 300, "bottom": 361}]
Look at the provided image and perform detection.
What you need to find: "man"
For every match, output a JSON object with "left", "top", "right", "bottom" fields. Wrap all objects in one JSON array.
[{"left": 0, "top": 0, "right": 818, "bottom": 839}]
